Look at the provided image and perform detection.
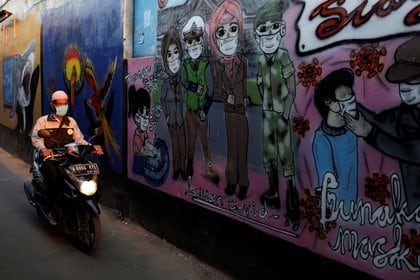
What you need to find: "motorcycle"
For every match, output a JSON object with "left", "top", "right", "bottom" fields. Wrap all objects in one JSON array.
[{"left": 24, "top": 128, "right": 103, "bottom": 255}]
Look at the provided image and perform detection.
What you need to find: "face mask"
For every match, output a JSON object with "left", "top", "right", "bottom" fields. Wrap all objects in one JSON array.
[
  {"left": 54, "top": 105, "right": 68, "bottom": 116},
  {"left": 338, "top": 95, "right": 357, "bottom": 117}
]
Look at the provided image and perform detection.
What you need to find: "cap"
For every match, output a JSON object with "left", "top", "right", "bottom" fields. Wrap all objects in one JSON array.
[
  {"left": 51, "top": 90, "right": 68, "bottom": 101},
  {"left": 253, "top": 0, "right": 285, "bottom": 31},
  {"left": 386, "top": 37, "right": 420, "bottom": 84},
  {"left": 182, "top": 15, "right": 205, "bottom": 40}
]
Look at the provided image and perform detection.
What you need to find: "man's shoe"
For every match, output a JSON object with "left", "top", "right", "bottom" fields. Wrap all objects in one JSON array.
[
  {"left": 237, "top": 185, "right": 248, "bottom": 200},
  {"left": 180, "top": 171, "right": 188, "bottom": 181},
  {"left": 205, "top": 162, "right": 220, "bottom": 185},
  {"left": 224, "top": 184, "right": 236, "bottom": 196},
  {"left": 186, "top": 159, "right": 194, "bottom": 177},
  {"left": 47, "top": 212, "right": 57, "bottom": 226},
  {"left": 285, "top": 180, "right": 300, "bottom": 231},
  {"left": 260, "top": 190, "right": 280, "bottom": 209},
  {"left": 172, "top": 171, "right": 180, "bottom": 180}
]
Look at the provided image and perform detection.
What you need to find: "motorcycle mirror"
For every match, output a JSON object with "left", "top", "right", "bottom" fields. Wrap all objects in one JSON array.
[
  {"left": 38, "top": 129, "right": 52, "bottom": 138},
  {"left": 94, "top": 127, "right": 104, "bottom": 137},
  {"left": 87, "top": 127, "right": 104, "bottom": 143}
]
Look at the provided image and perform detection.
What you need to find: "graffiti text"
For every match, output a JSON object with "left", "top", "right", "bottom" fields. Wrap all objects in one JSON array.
[{"left": 297, "top": 0, "right": 420, "bottom": 54}]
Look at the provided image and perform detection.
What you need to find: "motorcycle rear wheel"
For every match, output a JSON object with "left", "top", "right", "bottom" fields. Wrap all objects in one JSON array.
[{"left": 70, "top": 211, "right": 102, "bottom": 255}]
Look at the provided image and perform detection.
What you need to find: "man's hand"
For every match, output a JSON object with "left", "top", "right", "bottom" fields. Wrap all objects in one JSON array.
[
  {"left": 41, "top": 148, "right": 54, "bottom": 158},
  {"left": 198, "top": 110, "right": 206, "bottom": 122},
  {"left": 197, "top": 84, "right": 203, "bottom": 96},
  {"left": 94, "top": 145, "right": 104, "bottom": 155},
  {"left": 344, "top": 112, "right": 372, "bottom": 137},
  {"left": 256, "top": 75, "right": 262, "bottom": 86},
  {"left": 227, "top": 95, "right": 235, "bottom": 105}
]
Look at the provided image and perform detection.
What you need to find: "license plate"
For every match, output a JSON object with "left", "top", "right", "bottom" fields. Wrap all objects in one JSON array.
[{"left": 69, "top": 163, "right": 99, "bottom": 176}]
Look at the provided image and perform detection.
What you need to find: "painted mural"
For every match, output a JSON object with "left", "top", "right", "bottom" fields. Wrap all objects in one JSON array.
[
  {"left": 41, "top": 0, "right": 124, "bottom": 173},
  {"left": 126, "top": 0, "right": 420, "bottom": 278},
  {"left": 133, "top": 0, "right": 158, "bottom": 57},
  {"left": 0, "top": 10, "right": 41, "bottom": 135}
]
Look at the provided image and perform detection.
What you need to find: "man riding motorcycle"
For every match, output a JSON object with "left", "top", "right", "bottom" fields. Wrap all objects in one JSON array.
[{"left": 30, "top": 90, "right": 102, "bottom": 225}]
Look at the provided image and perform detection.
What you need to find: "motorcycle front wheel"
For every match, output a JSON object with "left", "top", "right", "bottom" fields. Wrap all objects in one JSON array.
[{"left": 70, "top": 211, "right": 102, "bottom": 255}]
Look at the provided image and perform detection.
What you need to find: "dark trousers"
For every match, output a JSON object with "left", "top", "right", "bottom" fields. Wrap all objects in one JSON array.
[{"left": 40, "top": 160, "right": 61, "bottom": 205}]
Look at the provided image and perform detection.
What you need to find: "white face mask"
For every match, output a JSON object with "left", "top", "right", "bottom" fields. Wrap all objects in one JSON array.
[
  {"left": 54, "top": 105, "right": 68, "bottom": 116},
  {"left": 167, "top": 44, "right": 181, "bottom": 74},
  {"left": 216, "top": 22, "right": 239, "bottom": 56},
  {"left": 399, "top": 83, "right": 420, "bottom": 105},
  {"left": 338, "top": 95, "right": 357, "bottom": 117}
]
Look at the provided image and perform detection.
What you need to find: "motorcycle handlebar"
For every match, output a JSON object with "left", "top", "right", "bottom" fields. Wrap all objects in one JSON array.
[
  {"left": 42, "top": 152, "right": 65, "bottom": 162},
  {"left": 41, "top": 145, "right": 103, "bottom": 161}
]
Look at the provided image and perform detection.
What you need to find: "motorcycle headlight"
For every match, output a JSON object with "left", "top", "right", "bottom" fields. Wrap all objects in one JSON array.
[{"left": 79, "top": 180, "right": 97, "bottom": 196}]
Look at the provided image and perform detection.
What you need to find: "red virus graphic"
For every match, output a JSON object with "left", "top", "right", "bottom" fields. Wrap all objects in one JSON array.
[
  {"left": 402, "top": 229, "right": 420, "bottom": 268},
  {"left": 350, "top": 43, "right": 387, "bottom": 78},
  {"left": 297, "top": 58, "right": 323, "bottom": 88},
  {"left": 300, "top": 189, "right": 336, "bottom": 239},
  {"left": 364, "top": 173, "right": 390, "bottom": 205},
  {"left": 293, "top": 116, "right": 310, "bottom": 138}
]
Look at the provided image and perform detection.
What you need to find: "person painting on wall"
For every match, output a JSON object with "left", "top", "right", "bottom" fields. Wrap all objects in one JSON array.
[
  {"left": 253, "top": 0, "right": 299, "bottom": 230},
  {"left": 345, "top": 36, "right": 420, "bottom": 214},
  {"left": 180, "top": 15, "right": 219, "bottom": 185},
  {"left": 313, "top": 68, "right": 358, "bottom": 213},
  {"left": 160, "top": 27, "right": 188, "bottom": 181},
  {"left": 209, "top": 0, "right": 249, "bottom": 200}
]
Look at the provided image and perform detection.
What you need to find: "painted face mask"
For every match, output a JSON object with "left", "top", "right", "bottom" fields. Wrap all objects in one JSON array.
[
  {"left": 134, "top": 107, "right": 150, "bottom": 132},
  {"left": 216, "top": 22, "right": 239, "bottom": 56},
  {"left": 185, "top": 37, "right": 203, "bottom": 59},
  {"left": 167, "top": 44, "right": 181, "bottom": 74},
  {"left": 54, "top": 105, "right": 68, "bottom": 116},
  {"left": 255, "top": 20, "right": 284, "bottom": 54},
  {"left": 338, "top": 95, "right": 357, "bottom": 117}
]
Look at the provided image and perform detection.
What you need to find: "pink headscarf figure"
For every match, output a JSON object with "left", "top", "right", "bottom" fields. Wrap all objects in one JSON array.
[
  {"left": 210, "top": 0, "right": 250, "bottom": 201},
  {"left": 209, "top": 0, "right": 243, "bottom": 58}
]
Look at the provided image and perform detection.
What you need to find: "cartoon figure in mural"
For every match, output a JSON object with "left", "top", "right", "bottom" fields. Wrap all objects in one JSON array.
[
  {"left": 8, "top": 40, "right": 40, "bottom": 134},
  {"left": 345, "top": 36, "right": 420, "bottom": 214},
  {"left": 129, "top": 86, "right": 170, "bottom": 187},
  {"left": 180, "top": 15, "right": 220, "bottom": 185},
  {"left": 253, "top": 0, "right": 299, "bottom": 230},
  {"left": 313, "top": 68, "right": 358, "bottom": 213},
  {"left": 160, "top": 27, "right": 188, "bottom": 181},
  {"left": 209, "top": 0, "right": 249, "bottom": 199}
]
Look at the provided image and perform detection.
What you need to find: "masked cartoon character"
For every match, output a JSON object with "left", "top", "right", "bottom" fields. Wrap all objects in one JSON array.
[{"left": 253, "top": 0, "right": 299, "bottom": 230}]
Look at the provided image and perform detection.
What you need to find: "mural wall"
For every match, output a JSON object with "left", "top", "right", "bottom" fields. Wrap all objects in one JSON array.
[
  {"left": 41, "top": 0, "right": 124, "bottom": 173},
  {"left": 0, "top": 0, "right": 419, "bottom": 278},
  {"left": 127, "top": 0, "right": 420, "bottom": 279},
  {"left": 0, "top": 10, "right": 41, "bottom": 135}
]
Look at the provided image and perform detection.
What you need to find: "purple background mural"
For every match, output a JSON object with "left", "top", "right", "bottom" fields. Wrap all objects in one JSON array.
[{"left": 123, "top": 0, "right": 420, "bottom": 278}]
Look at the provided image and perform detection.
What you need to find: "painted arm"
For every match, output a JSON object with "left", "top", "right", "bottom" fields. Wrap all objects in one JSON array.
[
  {"left": 345, "top": 108, "right": 420, "bottom": 163},
  {"left": 256, "top": 61, "right": 263, "bottom": 99},
  {"left": 203, "top": 63, "right": 214, "bottom": 114},
  {"left": 312, "top": 132, "right": 335, "bottom": 187},
  {"left": 160, "top": 82, "right": 169, "bottom": 122},
  {"left": 365, "top": 125, "right": 420, "bottom": 163},
  {"left": 282, "top": 62, "right": 296, "bottom": 120}
]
